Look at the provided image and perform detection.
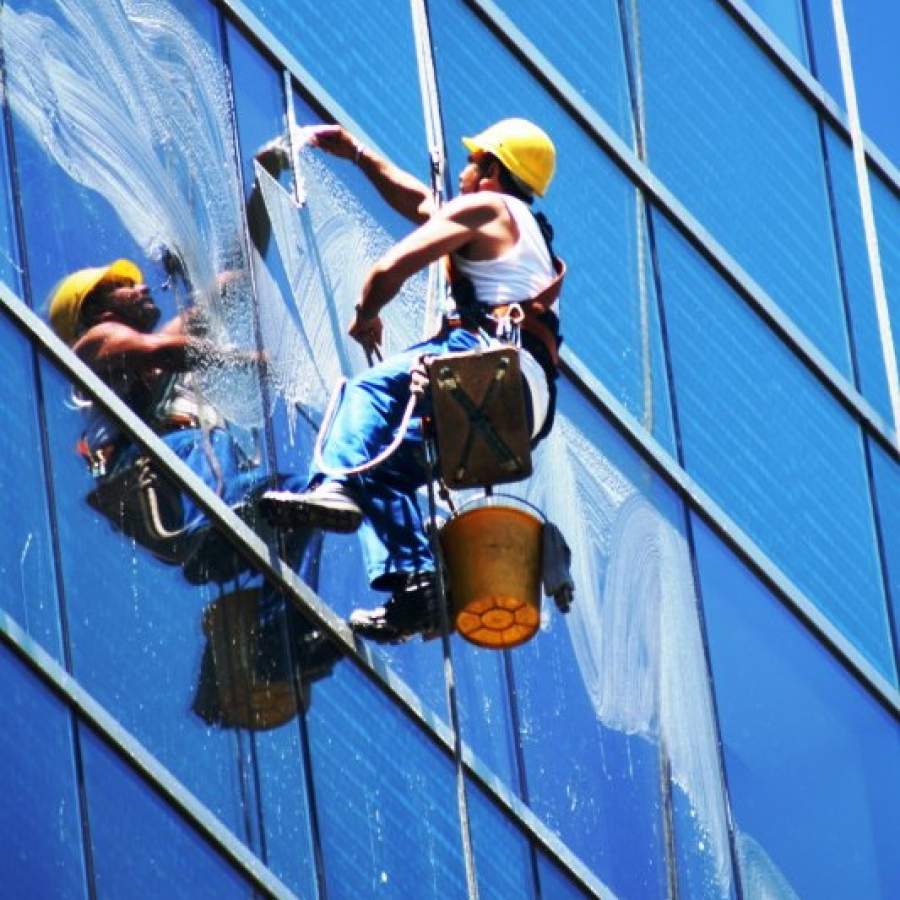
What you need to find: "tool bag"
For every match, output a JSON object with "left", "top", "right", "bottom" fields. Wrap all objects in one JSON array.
[
  {"left": 427, "top": 345, "right": 532, "bottom": 489},
  {"left": 86, "top": 453, "right": 194, "bottom": 565}
]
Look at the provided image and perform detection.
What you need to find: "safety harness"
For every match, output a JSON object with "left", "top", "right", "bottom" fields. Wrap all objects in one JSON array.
[{"left": 444, "top": 225, "right": 565, "bottom": 446}]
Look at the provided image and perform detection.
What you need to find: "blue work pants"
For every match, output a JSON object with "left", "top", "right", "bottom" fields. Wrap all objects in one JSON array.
[{"left": 311, "top": 327, "right": 483, "bottom": 591}]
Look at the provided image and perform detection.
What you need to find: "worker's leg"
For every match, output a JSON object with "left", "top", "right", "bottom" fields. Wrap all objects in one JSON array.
[
  {"left": 349, "top": 418, "right": 432, "bottom": 589},
  {"left": 260, "top": 328, "right": 480, "bottom": 536}
]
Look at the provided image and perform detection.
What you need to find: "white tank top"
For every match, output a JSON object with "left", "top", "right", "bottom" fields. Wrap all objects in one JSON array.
[
  {"left": 450, "top": 194, "right": 556, "bottom": 437},
  {"left": 450, "top": 194, "right": 555, "bottom": 311}
]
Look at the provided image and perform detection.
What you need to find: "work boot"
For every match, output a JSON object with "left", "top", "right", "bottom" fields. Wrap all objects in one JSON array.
[
  {"left": 259, "top": 481, "right": 363, "bottom": 534},
  {"left": 349, "top": 571, "right": 443, "bottom": 644}
]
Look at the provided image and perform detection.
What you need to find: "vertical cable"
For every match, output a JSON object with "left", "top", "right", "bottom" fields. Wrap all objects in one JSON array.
[
  {"left": 423, "top": 435, "right": 480, "bottom": 900},
  {"left": 410, "top": 0, "right": 452, "bottom": 337},
  {"left": 626, "top": 0, "right": 655, "bottom": 435},
  {"left": 830, "top": 0, "right": 900, "bottom": 447},
  {"left": 410, "top": 1, "right": 480, "bottom": 896}
]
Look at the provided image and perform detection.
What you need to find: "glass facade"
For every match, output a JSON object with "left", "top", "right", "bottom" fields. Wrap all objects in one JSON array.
[{"left": 1, "top": 0, "right": 897, "bottom": 898}]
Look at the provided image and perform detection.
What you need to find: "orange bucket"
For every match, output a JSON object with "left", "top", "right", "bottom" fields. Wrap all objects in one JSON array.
[{"left": 440, "top": 497, "right": 543, "bottom": 649}]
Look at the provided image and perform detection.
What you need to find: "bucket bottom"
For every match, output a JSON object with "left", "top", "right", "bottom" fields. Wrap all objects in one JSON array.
[{"left": 456, "top": 593, "right": 540, "bottom": 649}]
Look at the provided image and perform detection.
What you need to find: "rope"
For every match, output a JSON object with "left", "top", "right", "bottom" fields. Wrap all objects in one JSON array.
[
  {"left": 830, "top": 0, "right": 900, "bottom": 446},
  {"left": 410, "top": 1, "right": 479, "bottom": 894},
  {"left": 311, "top": 378, "right": 418, "bottom": 479},
  {"left": 423, "top": 427, "right": 480, "bottom": 900},
  {"left": 410, "top": 0, "right": 452, "bottom": 338},
  {"left": 626, "top": 0, "right": 655, "bottom": 433}
]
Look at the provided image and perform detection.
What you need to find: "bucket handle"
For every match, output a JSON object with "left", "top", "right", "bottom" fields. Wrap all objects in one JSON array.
[{"left": 448, "top": 492, "right": 546, "bottom": 523}]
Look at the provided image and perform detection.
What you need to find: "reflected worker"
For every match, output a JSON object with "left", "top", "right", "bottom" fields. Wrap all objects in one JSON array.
[
  {"left": 49, "top": 260, "right": 340, "bottom": 727},
  {"left": 261, "top": 118, "right": 565, "bottom": 644},
  {"left": 48, "top": 258, "right": 269, "bottom": 564}
]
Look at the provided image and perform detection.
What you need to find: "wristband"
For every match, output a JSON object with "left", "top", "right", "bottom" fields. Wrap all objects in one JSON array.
[{"left": 354, "top": 302, "right": 377, "bottom": 321}]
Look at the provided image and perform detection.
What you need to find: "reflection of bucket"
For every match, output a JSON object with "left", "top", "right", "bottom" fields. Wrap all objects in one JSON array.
[
  {"left": 440, "top": 497, "right": 543, "bottom": 649},
  {"left": 199, "top": 590, "right": 299, "bottom": 730}
]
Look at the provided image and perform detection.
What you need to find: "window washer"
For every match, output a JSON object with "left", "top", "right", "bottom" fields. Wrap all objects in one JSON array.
[{"left": 260, "top": 118, "right": 565, "bottom": 645}]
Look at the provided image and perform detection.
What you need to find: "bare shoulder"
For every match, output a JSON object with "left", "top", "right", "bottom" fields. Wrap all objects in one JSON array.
[{"left": 441, "top": 191, "right": 507, "bottom": 227}]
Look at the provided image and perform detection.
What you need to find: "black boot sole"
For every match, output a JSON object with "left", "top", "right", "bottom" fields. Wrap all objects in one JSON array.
[{"left": 259, "top": 494, "right": 362, "bottom": 534}]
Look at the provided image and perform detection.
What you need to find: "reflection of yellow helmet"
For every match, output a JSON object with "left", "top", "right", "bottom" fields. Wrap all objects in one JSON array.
[
  {"left": 462, "top": 118, "right": 556, "bottom": 196},
  {"left": 48, "top": 259, "right": 143, "bottom": 345}
]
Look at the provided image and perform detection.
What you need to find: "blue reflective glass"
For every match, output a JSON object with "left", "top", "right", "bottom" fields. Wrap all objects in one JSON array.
[
  {"left": 468, "top": 781, "right": 536, "bottom": 899},
  {"left": 869, "top": 441, "right": 900, "bottom": 655},
  {"left": 4, "top": 0, "right": 236, "bottom": 314},
  {"left": 537, "top": 853, "right": 600, "bottom": 899},
  {"left": 671, "top": 783, "right": 738, "bottom": 900},
  {"left": 0, "top": 314, "right": 62, "bottom": 656},
  {"left": 823, "top": 127, "right": 893, "bottom": 422},
  {"left": 81, "top": 726, "right": 265, "bottom": 900},
  {"left": 38, "top": 333, "right": 329, "bottom": 884},
  {"left": 454, "top": 645, "right": 518, "bottom": 789},
  {"left": 695, "top": 514, "right": 900, "bottom": 900},
  {"left": 654, "top": 212, "right": 896, "bottom": 682},
  {"left": 802, "top": 3, "right": 899, "bottom": 168},
  {"left": 0, "top": 643, "right": 89, "bottom": 900},
  {"left": 307, "top": 664, "right": 469, "bottom": 900},
  {"left": 487, "top": 0, "right": 633, "bottom": 144},
  {"left": 630, "top": 0, "right": 852, "bottom": 376},
  {"left": 741, "top": 0, "right": 808, "bottom": 61},
  {"left": 236, "top": 0, "right": 426, "bottom": 173},
  {"left": 0, "top": 118, "right": 20, "bottom": 291},
  {"left": 430, "top": 0, "right": 677, "bottom": 450},
  {"left": 871, "top": 168, "right": 900, "bottom": 372}
]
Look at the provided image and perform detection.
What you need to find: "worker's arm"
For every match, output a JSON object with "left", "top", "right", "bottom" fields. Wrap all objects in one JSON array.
[
  {"left": 310, "top": 125, "right": 435, "bottom": 224},
  {"left": 348, "top": 193, "right": 508, "bottom": 352},
  {"left": 75, "top": 322, "right": 196, "bottom": 374},
  {"left": 75, "top": 322, "right": 260, "bottom": 375}
]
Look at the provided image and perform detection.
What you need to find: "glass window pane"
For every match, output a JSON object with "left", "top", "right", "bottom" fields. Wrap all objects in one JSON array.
[
  {"left": 655, "top": 211, "right": 896, "bottom": 682},
  {"left": 468, "top": 781, "right": 537, "bottom": 899},
  {"left": 802, "top": 2, "right": 899, "bottom": 167},
  {"left": 871, "top": 168, "right": 900, "bottom": 385},
  {"left": 695, "top": 514, "right": 900, "bottom": 900},
  {"left": 3, "top": 0, "right": 246, "bottom": 328},
  {"left": 870, "top": 440, "right": 900, "bottom": 652},
  {"left": 37, "top": 351, "right": 335, "bottom": 893},
  {"left": 537, "top": 852, "right": 603, "bottom": 900},
  {"left": 741, "top": 0, "right": 808, "bottom": 62},
  {"left": 630, "top": 0, "right": 852, "bottom": 376},
  {"left": 236, "top": 0, "right": 426, "bottom": 173},
  {"left": 307, "top": 664, "right": 469, "bottom": 900},
  {"left": 0, "top": 643, "right": 89, "bottom": 900},
  {"left": 431, "top": 0, "right": 677, "bottom": 448},
  {"left": 0, "top": 312, "right": 62, "bottom": 655},
  {"left": 823, "top": 127, "right": 894, "bottom": 422},
  {"left": 0, "top": 117, "right": 21, "bottom": 291},
  {"left": 488, "top": 0, "right": 634, "bottom": 145},
  {"left": 81, "top": 726, "right": 266, "bottom": 900}
]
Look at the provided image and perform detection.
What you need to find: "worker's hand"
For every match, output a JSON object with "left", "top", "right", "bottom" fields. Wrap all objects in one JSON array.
[
  {"left": 409, "top": 355, "right": 434, "bottom": 397},
  {"left": 348, "top": 308, "right": 383, "bottom": 357},
  {"left": 254, "top": 135, "right": 291, "bottom": 175},
  {"left": 308, "top": 124, "right": 361, "bottom": 162}
]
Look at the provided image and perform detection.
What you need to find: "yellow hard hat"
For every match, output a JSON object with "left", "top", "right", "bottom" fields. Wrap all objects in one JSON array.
[
  {"left": 48, "top": 259, "right": 143, "bottom": 345},
  {"left": 462, "top": 118, "right": 556, "bottom": 197}
]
